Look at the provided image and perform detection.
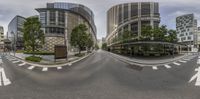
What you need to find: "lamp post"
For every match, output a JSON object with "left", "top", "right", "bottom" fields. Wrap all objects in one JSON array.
[{"left": 11, "top": 31, "right": 16, "bottom": 56}]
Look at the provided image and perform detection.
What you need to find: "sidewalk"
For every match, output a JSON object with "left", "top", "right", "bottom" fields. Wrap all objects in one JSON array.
[
  {"left": 108, "top": 51, "right": 196, "bottom": 66},
  {"left": 4, "top": 51, "right": 94, "bottom": 67}
]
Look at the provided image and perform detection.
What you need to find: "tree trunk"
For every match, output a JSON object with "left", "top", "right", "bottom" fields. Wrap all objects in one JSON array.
[{"left": 32, "top": 44, "right": 35, "bottom": 56}]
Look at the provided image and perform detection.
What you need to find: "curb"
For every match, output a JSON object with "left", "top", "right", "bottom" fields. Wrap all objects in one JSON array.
[
  {"left": 108, "top": 51, "right": 197, "bottom": 66},
  {"left": 7, "top": 52, "right": 95, "bottom": 68}
]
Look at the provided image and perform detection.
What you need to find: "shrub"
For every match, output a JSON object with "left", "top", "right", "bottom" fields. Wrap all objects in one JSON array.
[
  {"left": 25, "top": 56, "right": 42, "bottom": 62},
  {"left": 24, "top": 51, "right": 54, "bottom": 55},
  {"left": 16, "top": 50, "right": 24, "bottom": 53}
]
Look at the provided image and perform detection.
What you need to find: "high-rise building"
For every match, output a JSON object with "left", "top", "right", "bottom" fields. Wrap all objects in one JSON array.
[
  {"left": 106, "top": 2, "right": 160, "bottom": 46},
  {"left": 36, "top": 2, "right": 97, "bottom": 52},
  {"left": 176, "top": 14, "right": 198, "bottom": 51},
  {"left": 7, "top": 15, "right": 26, "bottom": 50},
  {"left": 0, "top": 26, "right": 4, "bottom": 49}
]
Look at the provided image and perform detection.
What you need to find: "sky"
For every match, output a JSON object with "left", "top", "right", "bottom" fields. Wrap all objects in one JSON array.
[{"left": 1, "top": 0, "right": 200, "bottom": 39}]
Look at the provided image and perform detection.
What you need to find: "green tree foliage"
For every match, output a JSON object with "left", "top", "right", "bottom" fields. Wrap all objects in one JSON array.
[
  {"left": 23, "top": 16, "right": 44, "bottom": 55},
  {"left": 141, "top": 25, "right": 177, "bottom": 42},
  {"left": 86, "top": 33, "right": 94, "bottom": 50},
  {"left": 102, "top": 43, "right": 107, "bottom": 50},
  {"left": 71, "top": 24, "right": 94, "bottom": 54},
  {"left": 165, "top": 29, "right": 178, "bottom": 42}
]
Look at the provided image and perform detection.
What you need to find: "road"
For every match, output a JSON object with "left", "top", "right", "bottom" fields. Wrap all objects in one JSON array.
[{"left": 0, "top": 50, "right": 200, "bottom": 99}]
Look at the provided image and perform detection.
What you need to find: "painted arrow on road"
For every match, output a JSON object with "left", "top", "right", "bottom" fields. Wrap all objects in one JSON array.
[
  {"left": 189, "top": 58, "right": 200, "bottom": 86},
  {"left": 0, "top": 57, "right": 12, "bottom": 87}
]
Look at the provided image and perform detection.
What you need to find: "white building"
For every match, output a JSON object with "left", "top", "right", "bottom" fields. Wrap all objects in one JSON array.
[
  {"left": 176, "top": 14, "right": 198, "bottom": 51},
  {"left": 0, "top": 26, "right": 4, "bottom": 49}
]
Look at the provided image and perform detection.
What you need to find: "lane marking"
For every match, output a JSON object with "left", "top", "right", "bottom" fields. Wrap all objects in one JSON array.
[
  {"left": 173, "top": 62, "right": 181, "bottom": 66},
  {"left": 57, "top": 66, "right": 62, "bottom": 70},
  {"left": 183, "top": 58, "right": 191, "bottom": 61},
  {"left": 152, "top": 66, "right": 158, "bottom": 70},
  {"left": 68, "top": 63, "right": 72, "bottom": 66},
  {"left": 12, "top": 60, "right": 20, "bottom": 63},
  {"left": 197, "top": 59, "right": 200, "bottom": 64},
  {"left": 195, "top": 67, "right": 200, "bottom": 86},
  {"left": 42, "top": 67, "right": 48, "bottom": 71},
  {"left": 18, "top": 63, "right": 26, "bottom": 67},
  {"left": 179, "top": 60, "right": 187, "bottom": 63},
  {"left": 1, "top": 68, "right": 11, "bottom": 86},
  {"left": 195, "top": 68, "right": 199, "bottom": 71},
  {"left": 164, "top": 64, "right": 171, "bottom": 69},
  {"left": 28, "top": 66, "right": 35, "bottom": 70}
]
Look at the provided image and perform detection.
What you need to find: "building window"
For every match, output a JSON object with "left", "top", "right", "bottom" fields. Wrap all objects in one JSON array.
[
  {"left": 40, "top": 12, "right": 46, "bottom": 25},
  {"left": 131, "top": 22, "right": 138, "bottom": 34},
  {"left": 131, "top": 3, "right": 138, "bottom": 18},
  {"left": 49, "top": 11, "right": 56, "bottom": 25},
  {"left": 154, "top": 3, "right": 159, "bottom": 16},
  {"left": 118, "top": 5, "right": 122, "bottom": 24},
  {"left": 58, "top": 11, "right": 65, "bottom": 26},
  {"left": 123, "top": 4, "right": 129, "bottom": 21},
  {"left": 141, "top": 3, "right": 150, "bottom": 16}
]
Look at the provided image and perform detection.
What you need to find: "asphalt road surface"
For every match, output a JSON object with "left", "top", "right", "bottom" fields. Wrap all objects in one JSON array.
[{"left": 0, "top": 50, "right": 200, "bottom": 99}]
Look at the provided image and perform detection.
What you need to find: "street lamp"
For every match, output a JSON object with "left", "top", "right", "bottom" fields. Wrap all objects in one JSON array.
[{"left": 11, "top": 31, "right": 16, "bottom": 56}]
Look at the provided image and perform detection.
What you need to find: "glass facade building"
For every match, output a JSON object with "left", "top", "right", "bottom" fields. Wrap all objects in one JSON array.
[
  {"left": 106, "top": 2, "right": 160, "bottom": 46},
  {"left": 36, "top": 2, "right": 97, "bottom": 52},
  {"left": 7, "top": 15, "right": 26, "bottom": 49}
]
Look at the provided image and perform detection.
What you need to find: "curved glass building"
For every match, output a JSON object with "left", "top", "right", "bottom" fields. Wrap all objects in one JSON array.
[
  {"left": 106, "top": 2, "right": 160, "bottom": 46},
  {"left": 36, "top": 2, "right": 97, "bottom": 52}
]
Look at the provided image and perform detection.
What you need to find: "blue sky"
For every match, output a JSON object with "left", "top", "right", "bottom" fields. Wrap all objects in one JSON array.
[{"left": 1, "top": 0, "right": 200, "bottom": 39}]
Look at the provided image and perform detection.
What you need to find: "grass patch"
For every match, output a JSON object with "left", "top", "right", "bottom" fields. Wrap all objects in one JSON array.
[{"left": 25, "top": 56, "right": 42, "bottom": 62}]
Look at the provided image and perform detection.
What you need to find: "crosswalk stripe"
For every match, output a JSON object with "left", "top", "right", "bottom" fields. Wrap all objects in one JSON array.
[
  {"left": 198, "top": 56, "right": 200, "bottom": 59},
  {"left": 173, "top": 62, "right": 181, "bottom": 66},
  {"left": 68, "top": 63, "right": 72, "bottom": 66},
  {"left": 28, "top": 66, "right": 35, "bottom": 70},
  {"left": 152, "top": 66, "right": 158, "bottom": 70},
  {"left": 12, "top": 60, "right": 20, "bottom": 63},
  {"left": 164, "top": 64, "right": 171, "bottom": 69},
  {"left": 179, "top": 60, "right": 187, "bottom": 63},
  {"left": 183, "top": 58, "right": 191, "bottom": 61},
  {"left": 18, "top": 63, "right": 26, "bottom": 66},
  {"left": 1, "top": 68, "right": 11, "bottom": 86},
  {"left": 42, "top": 67, "right": 48, "bottom": 71},
  {"left": 57, "top": 67, "right": 62, "bottom": 70}
]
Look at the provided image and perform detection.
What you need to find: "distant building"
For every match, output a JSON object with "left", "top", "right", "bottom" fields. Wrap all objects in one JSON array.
[
  {"left": 0, "top": 26, "right": 4, "bottom": 49},
  {"left": 36, "top": 2, "right": 97, "bottom": 52},
  {"left": 176, "top": 14, "right": 198, "bottom": 51},
  {"left": 7, "top": 15, "right": 26, "bottom": 50}
]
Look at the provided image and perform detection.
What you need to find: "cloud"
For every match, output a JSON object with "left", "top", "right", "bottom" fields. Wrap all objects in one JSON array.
[{"left": 1, "top": 0, "right": 200, "bottom": 39}]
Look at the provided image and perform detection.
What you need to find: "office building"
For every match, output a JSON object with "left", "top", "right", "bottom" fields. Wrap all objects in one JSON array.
[{"left": 36, "top": 2, "right": 97, "bottom": 52}]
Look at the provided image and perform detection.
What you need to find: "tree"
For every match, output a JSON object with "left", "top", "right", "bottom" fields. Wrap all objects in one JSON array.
[
  {"left": 165, "top": 29, "right": 177, "bottom": 42},
  {"left": 102, "top": 43, "right": 107, "bottom": 50},
  {"left": 86, "top": 33, "right": 94, "bottom": 50},
  {"left": 70, "top": 24, "right": 88, "bottom": 54},
  {"left": 122, "top": 29, "right": 131, "bottom": 40},
  {"left": 23, "top": 16, "right": 44, "bottom": 55},
  {"left": 141, "top": 25, "right": 153, "bottom": 40}
]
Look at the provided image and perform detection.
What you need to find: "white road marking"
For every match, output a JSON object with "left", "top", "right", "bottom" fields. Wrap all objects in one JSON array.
[
  {"left": 195, "top": 67, "right": 200, "bottom": 86},
  {"left": 1, "top": 68, "right": 11, "bottom": 86},
  {"left": 28, "top": 66, "right": 35, "bottom": 70},
  {"left": 68, "top": 63, "right": 72, "bottom": 66},
  {"left": 57, "top": 66, "right": 62, "bottom": 70},
  {"left": 197, "top": 59, "right": 200, "bottom": 64},
  {"left": 42, "top": 67, "right": 48, "bottom": 71},
  {"left": 18, "top": 63, "right": 26, "bottom": 67},
  {"left": 173, "top": 62, "right": 181, "bottom": 66},
  {"left": 198, "top": 56, "right": 200, "bottom": 59},
  {"left": 164, "top": 64, "right": 171, "bottom": 69},
  {"left": 195, "top": 68, "right": 199, "bottom": 71},
  {"left": 183, "top": 58, "right": 191, "bottom": 61},
  {"left": 179, "top": 60, "right": 187, "bottom": 63},
  {"left": 152, "top": 66, "right": 158, "bottom": 70},
  {"left": 12, "top": 60, "right": 20, "bottom": 63}
]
